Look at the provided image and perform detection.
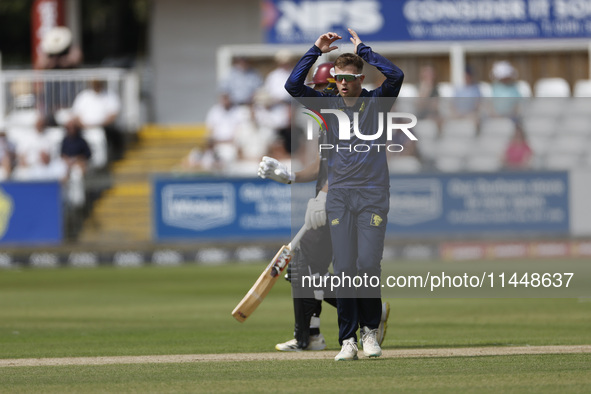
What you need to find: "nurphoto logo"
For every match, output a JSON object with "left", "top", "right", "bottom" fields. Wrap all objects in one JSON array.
[{"left": 303, "top": 109, "right": 418, "bottom": 153}]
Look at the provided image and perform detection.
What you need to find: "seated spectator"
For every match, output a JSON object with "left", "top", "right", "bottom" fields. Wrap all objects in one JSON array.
[
  {"left": 205, "top": 92, "right": 242, "bottom": 168},
  {"left": 451, "top": 67, "right": 482, "bottom": 119},
  {"left": 12, "top": 124, "right": 66, "bottom": 181},
  {"left": 264, "top": 50, "right": 294, "bottom": 103},
  {"left": 179, "top": 141, "right": 222, "bottom": 173},
  {"left": 503, "top": 124, "right": 532, "bottom": 170},
  {"left": 227, "top": 90, "right": 282, "bottom": 175},
  {"left": 219, "top": 57, "right": 263, "bottom": 106},
  {"left": 61, "top": 119, "right": 92, "bottom": 175},
  {"left": 0, "top": 129, "right": 16, "bottom": 181},
  {"left": 415, "top": 65, "right": 440, "bottom": 120},
  {"left": 71, "top": 79, "right": 122, "bottom": 161},
  {"left": 488, "top": 61, "right": 523, "bottom": 119}
]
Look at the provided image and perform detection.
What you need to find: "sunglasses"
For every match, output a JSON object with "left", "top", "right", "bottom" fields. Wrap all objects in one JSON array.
[{"left": 334, "top": 73, "right": 363, "bottom": 82}]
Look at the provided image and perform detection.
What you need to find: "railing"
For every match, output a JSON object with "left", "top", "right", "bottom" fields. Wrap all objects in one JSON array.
[{"left": 0, "top": 68, "right": 140, "bottom": 132}]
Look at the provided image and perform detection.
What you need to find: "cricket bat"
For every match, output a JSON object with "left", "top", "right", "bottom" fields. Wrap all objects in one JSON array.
[{"left": 232, "top": 225, "right": 308, "bottom": 322}]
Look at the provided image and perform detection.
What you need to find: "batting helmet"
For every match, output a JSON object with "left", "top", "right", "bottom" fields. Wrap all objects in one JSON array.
[{"left": 306, "top": 62, "right": 335, "bottom": 86}]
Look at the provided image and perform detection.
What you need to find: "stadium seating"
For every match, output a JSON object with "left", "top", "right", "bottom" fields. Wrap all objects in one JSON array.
[
  {"left": 534, "top": 77, "right": 571, "bottom": 97},
  {"left": 479, "top": 117, "right": 516, "bottom": 140},
  {"left": 398, "top": 83, "right": 419, "bottom": 98},
  {"left": 561, "top": 115, "right": 591, "bottom": 138},
  {"left": 516, "top": 80, "right": 533, "bottom": 97},
  {"left": 437, "top": 82, "right": 455, "bottom": 98},
  {"left": 465, "top": 154, "right": 502, "bottom": 172},
  {"left": 522, "top": 116, "right": 557, "bottom": 138},
  {"left": 478, "top": 81, "right": 492, "bottom": 97},
  {"left": 434, "top": 156, "right": 464, "bottom": 172},
  {"left": 523, "top": 98, "right": 568, "bottom": 117},
  {"left": 388, "top": 155, "right": 422, "bottom": 173},
  {"left": 440, "top": 118, "right": 478, "bottom": 139},
  {"left": 573, "top": 79, "right": 591, "bottom": 97},
  {"left": 544, "top": 152, "right": 582, "bottom": 170}
]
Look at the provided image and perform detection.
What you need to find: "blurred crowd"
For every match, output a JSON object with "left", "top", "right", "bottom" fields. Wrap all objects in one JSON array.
[
  {"left": 180, "top": 50, "right": 301, "bottom": 176},
  {"left": 181, "top": 54, "right": 591, "bottom": 176},
  {"left": 389, "top": 60, "right": 591, "bottom": 174},
  {"left": 0, "top": 27, "right": 121, "bottom": 209}
]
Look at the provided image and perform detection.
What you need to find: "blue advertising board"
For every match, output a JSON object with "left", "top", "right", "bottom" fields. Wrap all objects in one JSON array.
[
  {"left": 153, "top": 177, "right": 313, "bottom": 241},
  {"left": 388, "top": 172, "right": 569, "bottom": 236},
  {"left": 0, "top": 182, "right": 63, "bottom": 244},
  {"left": 263, "top": 0, "right": 591, "bottom": 43},
  {"left": 153, "top": 172, "right": 569, "bottom": 241}
]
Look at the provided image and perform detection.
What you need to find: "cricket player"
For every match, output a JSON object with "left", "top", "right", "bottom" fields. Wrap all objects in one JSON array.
[
  {"left": 284, "top": 28, "right": 404, "bottom": 361},
  {"left": 259, "top": 62, "right": 390, "bottom": 352}
]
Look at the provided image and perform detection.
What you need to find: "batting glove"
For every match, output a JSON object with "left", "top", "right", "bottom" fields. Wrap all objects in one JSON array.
[
  {"left": 257, "top": 156, "right": 295, "bottom": 184},
  {"left": 305, "top": 190, "right": 327, "bottom": 230}
]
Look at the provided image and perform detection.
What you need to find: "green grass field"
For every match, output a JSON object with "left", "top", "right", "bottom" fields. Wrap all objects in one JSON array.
[{"left": 1, "top": 263, "right": 590, "bottom": 393}]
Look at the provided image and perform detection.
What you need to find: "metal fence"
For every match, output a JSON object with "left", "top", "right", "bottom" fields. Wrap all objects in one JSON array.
[{"left": 0, "top": 68, "right": 140, "bottom": 132}]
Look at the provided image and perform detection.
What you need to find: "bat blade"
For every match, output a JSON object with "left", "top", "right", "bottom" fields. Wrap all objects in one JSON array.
[{"left": 231, "top": 244, "right": 293, "bottom": 322}]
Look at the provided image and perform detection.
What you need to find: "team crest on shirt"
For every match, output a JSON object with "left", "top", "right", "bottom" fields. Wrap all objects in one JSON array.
[
  {"left": 331, "top": 218, "right": 340, "bottom": 226},
  {"left": 370, "top": 214, "right": 383, "bottom": 227}
]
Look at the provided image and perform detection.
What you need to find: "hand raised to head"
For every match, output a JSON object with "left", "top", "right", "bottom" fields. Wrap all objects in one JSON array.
[
  {"left": 315, "top": 32, "right": 342, "bottom": 53},
  {"left": 348, "top": 28, "right": 362, "bottom": 54}
]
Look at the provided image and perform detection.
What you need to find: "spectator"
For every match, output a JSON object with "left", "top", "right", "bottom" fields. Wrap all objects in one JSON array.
[
  {"left": 228, "top": 90, "right": 282, "bottom": 175},
  {"left": 12, "top": 125, "right": 66, "bottom": 182},
  {"left": 179, "top": 140, "right": 221, "bottom": 173},
  {"left": 61, "top": 120, "right": 92, "bottom": 207},
  {"left": 219, "top": 57, "right": 263, "bottom": 106},
  {"left": 34, "top": 26, "right": 83, "bottom": 70},
  {"left": 415, "top": 65, "right": 440, "bottom": 120},
  {"left": 489, "top": 60, "right": 523, "bottom": 118},
  {"left": 503, "top": 124, "right": 532, "bottom": 170},
  {"left": 34, "top": 26, "right": 83, "bottom": 116},
  {"left": 0, "top": 129, "right": 16, "bottom": 181},
  {"left": 61, "top": 119, "right": 92, "bottom": 175},
  {"left": 204, "top": 92, "right": 242, "bottom": 169},
  {"left": 263, "top": 50, "right": 295, "bottom": 103},
  {"left": 452, "top": 66, "right": 482, "bottom": 119},
  {"left": 71, "top": 79, "right": 121, "bottom": 163}
]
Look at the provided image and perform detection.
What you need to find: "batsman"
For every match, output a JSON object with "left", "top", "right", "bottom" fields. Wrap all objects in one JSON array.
[{"left": 258, "top": 61, "right": 390, "bottom": 352}]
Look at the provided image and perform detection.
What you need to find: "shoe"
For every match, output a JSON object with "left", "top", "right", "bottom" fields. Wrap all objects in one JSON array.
[
  {"left": 360, "top": 326, "right": 382, "bottom": 358},
  {"left": 275, "top": 339, "right": 302, "bottom": 352},
  {"left": 307, "top": 333, "right": 326, "bottom": 351},
  {"left": 334, "top": 338, "right": 358, "bottom": 361},
  {"left": 377, "top": 301, "right": 390, "bottom": 346},
  {"left": 275, "top": 333, "right": 326, "bottom": 351}
]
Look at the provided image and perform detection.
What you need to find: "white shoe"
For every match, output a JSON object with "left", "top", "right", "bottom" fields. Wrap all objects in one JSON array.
[
  {"left": 275, "top": 339, "right": 302, "bottom": 352},
  {"left": 361, "top": 326, "right": 382, "bottom": 358},
  {"left": 275, "top": 333, "right": 326, "bottom": 351},
  {"left": 334, "top": 338, "right": 358, "bottom": 361},
  {"left": 377, "top": 301, "right": 390, "bottom": 346}
]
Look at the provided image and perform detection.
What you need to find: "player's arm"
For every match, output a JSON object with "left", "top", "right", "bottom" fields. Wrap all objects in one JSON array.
[
  {"left": 349, "top": 28, "right": 404, "bottom": 97},
  {"left": 285, "top": 32, "right": 341, "bottom": 98},
  {"left": 293, "top": 154, "right": 320, "bottom": 183}
]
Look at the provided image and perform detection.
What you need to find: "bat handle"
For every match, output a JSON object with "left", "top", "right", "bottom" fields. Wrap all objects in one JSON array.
[{"left": 288, "top": 224, "right": 308, "bottom": 250}]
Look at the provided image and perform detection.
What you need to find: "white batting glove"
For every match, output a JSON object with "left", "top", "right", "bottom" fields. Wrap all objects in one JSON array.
[
  {"left": 257, "top": 156, "right": 295, "bottom": 184},
  {"left": 305, "top": 190, "right": 327, "bottom": 230}
]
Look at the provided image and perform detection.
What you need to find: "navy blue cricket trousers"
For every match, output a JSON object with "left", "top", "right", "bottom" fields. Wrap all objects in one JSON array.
[{"left": 326, "top": 188, "right": 389, "bottom": 344}]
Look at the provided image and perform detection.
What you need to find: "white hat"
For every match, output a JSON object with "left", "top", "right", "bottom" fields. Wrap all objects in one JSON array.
[
  {"left": 41, "top": 27, "right": 73, "bottom": 55},
  {"left": 274, "top": 49, "right": 294, "bottom": 65},
  {"left": 491, "top": 61, "right": 517, "bottom": 81}
]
